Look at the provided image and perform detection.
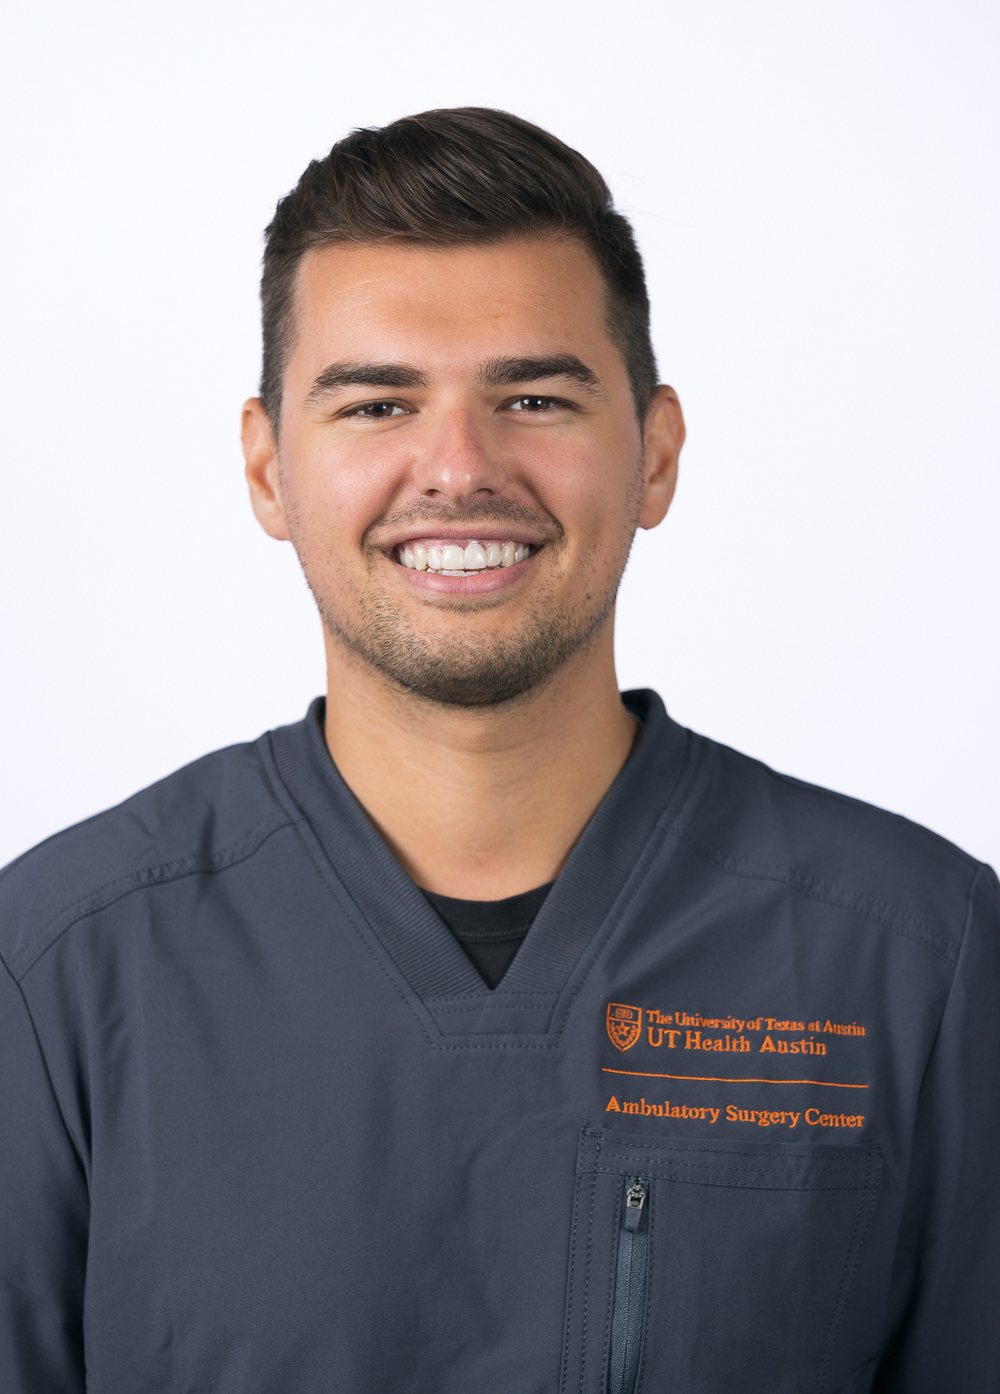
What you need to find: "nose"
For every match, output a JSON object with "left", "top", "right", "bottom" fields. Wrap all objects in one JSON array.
[{"left": 411, "top": 404, "right": 505, "bottom": 507}]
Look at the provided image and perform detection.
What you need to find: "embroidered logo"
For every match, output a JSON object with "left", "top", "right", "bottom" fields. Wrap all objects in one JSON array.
[{"left": 607, "top": 1003, "right": 642, "bottom": 1052}]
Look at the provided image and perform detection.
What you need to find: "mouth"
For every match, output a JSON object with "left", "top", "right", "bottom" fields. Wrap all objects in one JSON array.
[{"left": 393, "top": 537, "right": 533, "bottom": 577}]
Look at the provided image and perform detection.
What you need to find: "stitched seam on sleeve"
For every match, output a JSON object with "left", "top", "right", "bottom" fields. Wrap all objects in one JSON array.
[
  {"left": 0, "top": 954, "right": 90, "bottom": 1180},
  {"left": 10, "top": 811, "right": 294, "bottom": 980},
  {"left": 676, "top": 829, "right": 962, "bottom": 965}
]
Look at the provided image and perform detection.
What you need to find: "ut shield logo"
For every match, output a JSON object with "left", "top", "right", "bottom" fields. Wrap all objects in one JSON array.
[{"left": 607, "top": 1002, "right": 642, "bottom": 1052}]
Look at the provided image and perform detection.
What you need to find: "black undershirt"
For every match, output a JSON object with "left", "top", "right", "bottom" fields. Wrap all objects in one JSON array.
[
  {"left": 421, "top": 883, "right": 554, "bottom": 989},
  {"left": 422, "top": 697, "right": 644, "bottom": 987}
]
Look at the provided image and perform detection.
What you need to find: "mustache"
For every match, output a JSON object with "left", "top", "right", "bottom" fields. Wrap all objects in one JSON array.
[{"left": 364, "top": 497, "right": 564, "bottom": 545}]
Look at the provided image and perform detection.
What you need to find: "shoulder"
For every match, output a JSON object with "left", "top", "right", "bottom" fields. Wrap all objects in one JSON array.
[
  {"left": 676, "top": 728, "right": 990, "bottom": 963},
  {"left": 0, "top": 730, "right": 297, "bottom": 979}
]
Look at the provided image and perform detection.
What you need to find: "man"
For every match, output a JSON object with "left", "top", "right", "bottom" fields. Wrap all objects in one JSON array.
[{"left": 1, "top": 108, "right": 997, "bottom": 1393}]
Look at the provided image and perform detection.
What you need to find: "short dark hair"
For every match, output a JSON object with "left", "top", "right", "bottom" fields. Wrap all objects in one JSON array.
[{"left": 259, "top": 108, "right": 658, "bottom": 424}]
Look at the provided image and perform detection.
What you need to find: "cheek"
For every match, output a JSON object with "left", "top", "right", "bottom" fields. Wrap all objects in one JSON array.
[
  {"left": 286, "top": 443, "right": 401, "bottom": 549},
  {"left": 530, "top": 442, "right": 634, "bottom": 549}
]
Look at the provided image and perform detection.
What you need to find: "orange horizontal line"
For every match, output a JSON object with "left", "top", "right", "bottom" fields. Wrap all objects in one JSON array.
[{"left": 602, "top": 1068, "right": 868, "bottom": 1089}]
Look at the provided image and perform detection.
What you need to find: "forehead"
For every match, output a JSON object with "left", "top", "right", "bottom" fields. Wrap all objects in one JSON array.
[{"left": 288, "top": 237, "right": 616, "bottom": 378}]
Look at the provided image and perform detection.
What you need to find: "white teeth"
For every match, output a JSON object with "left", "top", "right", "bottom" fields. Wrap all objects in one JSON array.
[
  {"left": 396, "top": 539, "right": 532, "bottom": 573},
  {"left": 463, "top": 541, "right": 487, "bottom": 570}
]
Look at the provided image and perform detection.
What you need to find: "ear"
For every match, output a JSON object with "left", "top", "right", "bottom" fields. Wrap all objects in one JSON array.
[
  {"left": 638, "top": 385, "right": 685, "bottom": 530},
  {"left": 242, "top": 398, "right": 290, "bottom": 542}
]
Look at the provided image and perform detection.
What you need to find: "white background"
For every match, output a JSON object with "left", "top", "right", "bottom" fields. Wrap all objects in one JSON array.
[{"left": 2, "top": 1, "right": 997, "bottom": 870}]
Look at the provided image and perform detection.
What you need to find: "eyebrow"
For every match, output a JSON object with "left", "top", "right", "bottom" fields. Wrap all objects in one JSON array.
[
  {"left": 478, "top": 355, "right": 602, "bottom": 394},
  {"left": 303, "top": 352, "right": 602, "bottom": 408},
  {"left": 305, "top": 361, "right": 429, "bottom": 405}
]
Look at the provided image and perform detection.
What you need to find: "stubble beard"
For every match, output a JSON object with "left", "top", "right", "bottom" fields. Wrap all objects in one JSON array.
[
  {"left": 318, "top": 564, "right": 613, "bottom": 708},
  {"left": 289, "top": 494, "right": 641, "bottom": 710}
]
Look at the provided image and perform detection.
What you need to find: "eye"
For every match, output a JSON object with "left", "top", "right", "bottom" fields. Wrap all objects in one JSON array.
[
  {"left": 505, "top": 395, "right": 561, "bottom": 413},
  {"left": 343, "top": 400, "right": 411, "bottom": 419}
]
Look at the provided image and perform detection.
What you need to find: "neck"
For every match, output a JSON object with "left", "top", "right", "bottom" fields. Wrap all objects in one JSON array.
[{"left": 322, "top": 621, "right": 638, "bottom": 900}]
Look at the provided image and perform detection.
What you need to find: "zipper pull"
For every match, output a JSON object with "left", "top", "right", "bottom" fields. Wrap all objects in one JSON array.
[{"left": 624, "top": 1181, "right": 647, "bottom": 1231}]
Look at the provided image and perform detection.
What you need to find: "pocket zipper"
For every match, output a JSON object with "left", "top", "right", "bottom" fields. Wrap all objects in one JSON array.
[{"left": 607, "top": 1177, "right": 650, "bottom": 1394}]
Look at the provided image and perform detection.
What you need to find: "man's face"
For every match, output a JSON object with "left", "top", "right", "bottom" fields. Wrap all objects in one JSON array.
[{"left": 244, "top": 237, "right": 682, "bottom": 706}]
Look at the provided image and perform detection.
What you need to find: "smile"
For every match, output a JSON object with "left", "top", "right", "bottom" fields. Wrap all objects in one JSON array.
[{"left": 395, "top": 539, "right": 532, "bottom": 577}]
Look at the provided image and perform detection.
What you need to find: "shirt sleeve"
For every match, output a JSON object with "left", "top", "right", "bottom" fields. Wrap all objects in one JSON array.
[
  {"left": 873, "top": 862, "right": 1000, "bottom": 1391},
  {"left": 0, "top": 956, "right": 88, "bottom": 1393}
]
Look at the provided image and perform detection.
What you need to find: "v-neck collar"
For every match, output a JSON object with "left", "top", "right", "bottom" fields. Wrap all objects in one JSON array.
[{"left": 266, "top": 690, "right": 694, "bottom": 1034}]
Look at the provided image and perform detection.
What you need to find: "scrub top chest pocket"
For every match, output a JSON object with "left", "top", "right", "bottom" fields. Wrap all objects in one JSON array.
[{"left": 560, "top": 1127, "right": 883, "bottom": 1394}]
